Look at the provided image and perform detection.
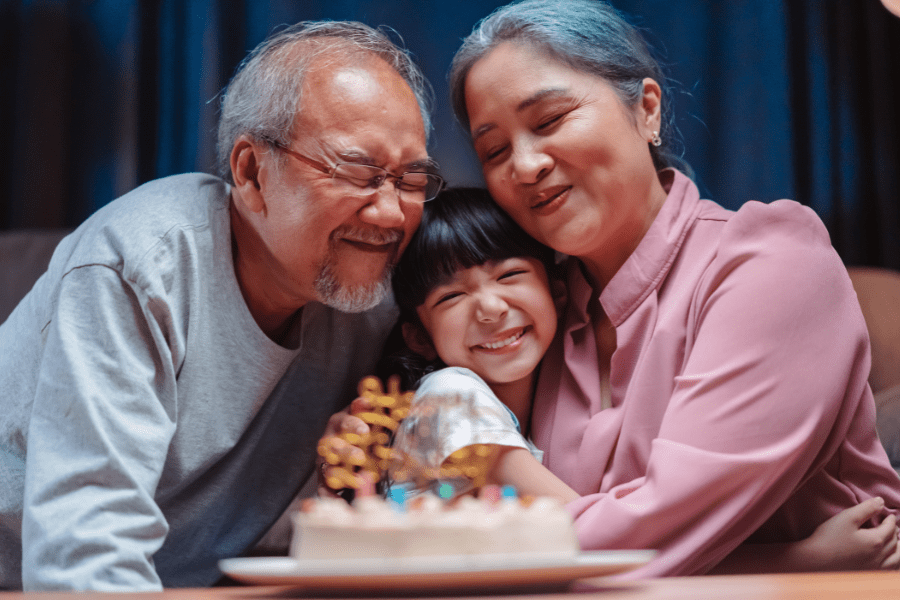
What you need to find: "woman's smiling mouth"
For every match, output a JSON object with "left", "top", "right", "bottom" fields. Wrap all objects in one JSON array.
[{"left": 531, "top": 186, "right": 571, "bottom": 214}]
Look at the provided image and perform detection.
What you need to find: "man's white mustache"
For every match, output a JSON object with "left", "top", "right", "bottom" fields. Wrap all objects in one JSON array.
[{"left": 333, "top": 227, "right": 403, "bottom": 245}]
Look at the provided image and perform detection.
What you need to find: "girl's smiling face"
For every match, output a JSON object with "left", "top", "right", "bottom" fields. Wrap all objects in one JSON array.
[{"left": 412, "top": 257, "right": 557, "bottom": 388}]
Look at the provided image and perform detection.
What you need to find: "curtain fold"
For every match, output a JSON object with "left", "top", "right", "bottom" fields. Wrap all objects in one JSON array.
[{"left": 1, "top": 0, "right": 898, "bottom": 267}]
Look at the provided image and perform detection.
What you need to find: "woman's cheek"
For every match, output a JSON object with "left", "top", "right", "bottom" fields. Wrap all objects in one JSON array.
[{"left": 485, "top": 173, "right": 515, "bottom": 209}]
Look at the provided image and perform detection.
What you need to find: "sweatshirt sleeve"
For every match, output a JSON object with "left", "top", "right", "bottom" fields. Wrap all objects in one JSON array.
[
  {"left": 568, "top": 201, "right": 884, "bottom": 576},
  {"left": 22, "top": 265, "right": 177, "bottom": 591}
]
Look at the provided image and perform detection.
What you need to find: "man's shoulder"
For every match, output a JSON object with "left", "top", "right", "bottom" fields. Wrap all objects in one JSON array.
[
  {"left": 56, "top": 173, "right": 230, "bottom": 275},
  {"left": 95, "top": 173, "right": 228, "bottom": 238}
]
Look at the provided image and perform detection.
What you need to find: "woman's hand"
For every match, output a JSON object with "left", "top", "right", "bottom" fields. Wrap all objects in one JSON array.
[
  {"left": 799, "top": 497, "right": 900, "bottom": 571},
  {"left": 712, "top": 497, "right": 900, "bottom": 574}
]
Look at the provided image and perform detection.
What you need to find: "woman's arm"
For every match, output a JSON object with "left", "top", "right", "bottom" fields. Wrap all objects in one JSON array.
[{"left": 543, "top": 201, "right": 900, "bottom": 577}]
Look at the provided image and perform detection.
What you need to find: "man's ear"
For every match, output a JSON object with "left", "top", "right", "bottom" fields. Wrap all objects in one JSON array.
[
  {"left": 402, "top": 322, "right": 438, "bottom": 361},
  {"left": 230, "top": 135, "right": 267, "bottom": 214}
]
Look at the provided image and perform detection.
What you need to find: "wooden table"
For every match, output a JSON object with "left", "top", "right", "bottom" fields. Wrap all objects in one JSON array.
[{"left": 2, "top": 572, "right": 900, "bottom": 600}]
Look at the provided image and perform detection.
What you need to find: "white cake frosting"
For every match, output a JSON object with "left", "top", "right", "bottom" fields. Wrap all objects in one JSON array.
[{"left": 291, "top": 492, "right": 579, "bottom": 561}]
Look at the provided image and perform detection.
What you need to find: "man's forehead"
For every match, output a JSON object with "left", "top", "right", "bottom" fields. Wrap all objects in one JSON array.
[
  {"left": 294, "top": 53, "right": 428, "bottom": 165},
  {"left": 302, "top": 51, "right": 417, "bottom": 102},
  {"left": 326, "top": 65, "right": 417, "bottom": 105},
  {"left": 334, "top": 66, "right": 418, "bottom": 108}
]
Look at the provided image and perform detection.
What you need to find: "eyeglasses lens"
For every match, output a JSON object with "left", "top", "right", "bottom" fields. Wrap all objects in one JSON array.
[{"left": 331, "top": 164, "right": 443, "bottom": 202}]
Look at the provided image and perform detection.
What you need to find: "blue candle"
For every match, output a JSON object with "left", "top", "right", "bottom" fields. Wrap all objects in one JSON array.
[
  {"left": 389, "top": 487, "right": 407, "bottom": 512},
  {"left": 500, "top": 485, "right": 517, "bottom": 500}
]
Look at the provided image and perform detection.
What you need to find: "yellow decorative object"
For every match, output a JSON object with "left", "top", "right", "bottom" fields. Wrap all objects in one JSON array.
[
  {"left": 441, "top": 443, "right": 498, "bottom": 489},
  {"left": 318, "top": 376, "right": 501, "bottom": 495},
  {"left": 318, "top": 375, "right": 414, "bottom": 491}
]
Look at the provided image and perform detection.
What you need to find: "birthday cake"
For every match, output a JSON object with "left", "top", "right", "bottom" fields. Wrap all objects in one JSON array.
[
  {"left": 297, "top": 376, "right": 579, "bottom": 562},
  {"left": 291, "top": 488, "right": 580, "bottom": 561}
]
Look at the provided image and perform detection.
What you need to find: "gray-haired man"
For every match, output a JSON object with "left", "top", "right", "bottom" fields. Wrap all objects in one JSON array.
[{"left": 0, "top": 20, "right": 441, "bottom": 591}]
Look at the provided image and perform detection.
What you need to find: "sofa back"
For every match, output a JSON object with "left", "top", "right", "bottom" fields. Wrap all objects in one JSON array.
[{"left": 0, "top": 229, "right": 71, "bottom": 324}]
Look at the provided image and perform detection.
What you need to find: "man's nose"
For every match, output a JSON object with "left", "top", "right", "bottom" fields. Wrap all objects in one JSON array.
[{"left": 359, "top": 183, "right": 406, "bottom": 229}]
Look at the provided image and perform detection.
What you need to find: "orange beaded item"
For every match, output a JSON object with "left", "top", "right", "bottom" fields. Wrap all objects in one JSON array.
[
  {"left": 317, "top": 375, "right": 413, "bottom": 491},
  {"left": 438, "top": 443, "right": 499, "bottom": 489},
  {"left": 318, "top": 376, "right": 502, "bottom": 494}
]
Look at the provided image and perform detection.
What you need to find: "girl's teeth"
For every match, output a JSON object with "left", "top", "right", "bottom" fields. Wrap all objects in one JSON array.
[{"left": 482, "top": 329, "right": 524, "bottom": 349}]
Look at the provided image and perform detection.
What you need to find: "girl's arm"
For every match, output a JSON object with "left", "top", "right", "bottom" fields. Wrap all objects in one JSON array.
[
  {"left": 488, "top": 447, "right": 580, "bottom": 503},
  {"left": 711, "top": 498, "right": 900, "bottom": 573}
]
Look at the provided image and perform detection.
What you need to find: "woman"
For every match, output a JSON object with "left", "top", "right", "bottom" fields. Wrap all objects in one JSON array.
[{"left": 446, "top": 0, "right": 900, "bottom": 577}]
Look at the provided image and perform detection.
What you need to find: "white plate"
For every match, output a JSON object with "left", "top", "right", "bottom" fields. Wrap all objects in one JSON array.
[{"left": 219, "top": 550, "right": 655, "bottom": 592}]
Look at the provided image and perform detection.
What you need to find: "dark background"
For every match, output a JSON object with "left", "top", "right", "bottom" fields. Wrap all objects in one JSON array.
[{"left": 2, "top": 0, "right": 899, "bottom": 269}]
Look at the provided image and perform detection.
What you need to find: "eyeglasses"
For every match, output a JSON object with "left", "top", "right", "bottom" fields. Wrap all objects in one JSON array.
[{"left": 272, "top": 142, "right": 445, "bottom": 203}]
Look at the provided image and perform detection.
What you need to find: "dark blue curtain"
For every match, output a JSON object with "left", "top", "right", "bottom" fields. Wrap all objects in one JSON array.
[{"left": 2, "top": 0, "right": 899, "bottom": 268}]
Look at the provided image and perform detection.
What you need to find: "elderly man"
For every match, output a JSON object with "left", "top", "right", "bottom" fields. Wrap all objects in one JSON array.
[{"left": 0, "top": 21, "right": 441, "bottom": 591}]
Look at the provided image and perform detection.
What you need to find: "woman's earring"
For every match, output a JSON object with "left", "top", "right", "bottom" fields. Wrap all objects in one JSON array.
[{"left": 651, "top": 131, "right": 662, "bottom": 147}]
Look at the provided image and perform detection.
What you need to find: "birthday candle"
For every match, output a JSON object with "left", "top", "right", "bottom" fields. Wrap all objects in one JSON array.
[
  {"left": 389, "top": 487, "right": 407, "bottom": 512},
  {"left": 438, "top": 482, "right": 454, "bottom": 500},
  {"left": 357, "top": 471, "right": 376, "bottom": 497},
  {"left": 481, "top": 485, "right": 501, "bottom": 505}
]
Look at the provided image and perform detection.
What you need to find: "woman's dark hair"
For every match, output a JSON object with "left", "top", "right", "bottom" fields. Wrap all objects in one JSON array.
[{"left": 378, "top": 187, "right": 555, "bottom": 389}]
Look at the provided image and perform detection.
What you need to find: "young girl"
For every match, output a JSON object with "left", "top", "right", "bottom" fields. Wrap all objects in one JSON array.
[
  {"left": 326, "top": 187, "right": 899, "bottom": 572},
  {"left": 382, "top": 186, "right": 573, "bottom": 500}
]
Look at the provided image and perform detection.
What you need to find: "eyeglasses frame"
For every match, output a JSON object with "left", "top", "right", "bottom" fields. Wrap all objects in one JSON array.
[{"left": 269, "top": 141, "right": 444, "bottom": 203}]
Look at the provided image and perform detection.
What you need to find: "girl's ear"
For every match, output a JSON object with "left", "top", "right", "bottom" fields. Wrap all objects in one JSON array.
[{"left": 402, "top": 322, "right": 438, "bottom": 361}]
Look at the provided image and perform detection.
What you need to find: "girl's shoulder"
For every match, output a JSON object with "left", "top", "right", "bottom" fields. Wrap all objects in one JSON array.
[{"left": 417, "top": 366, "right": 495, "bottom": 400}]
